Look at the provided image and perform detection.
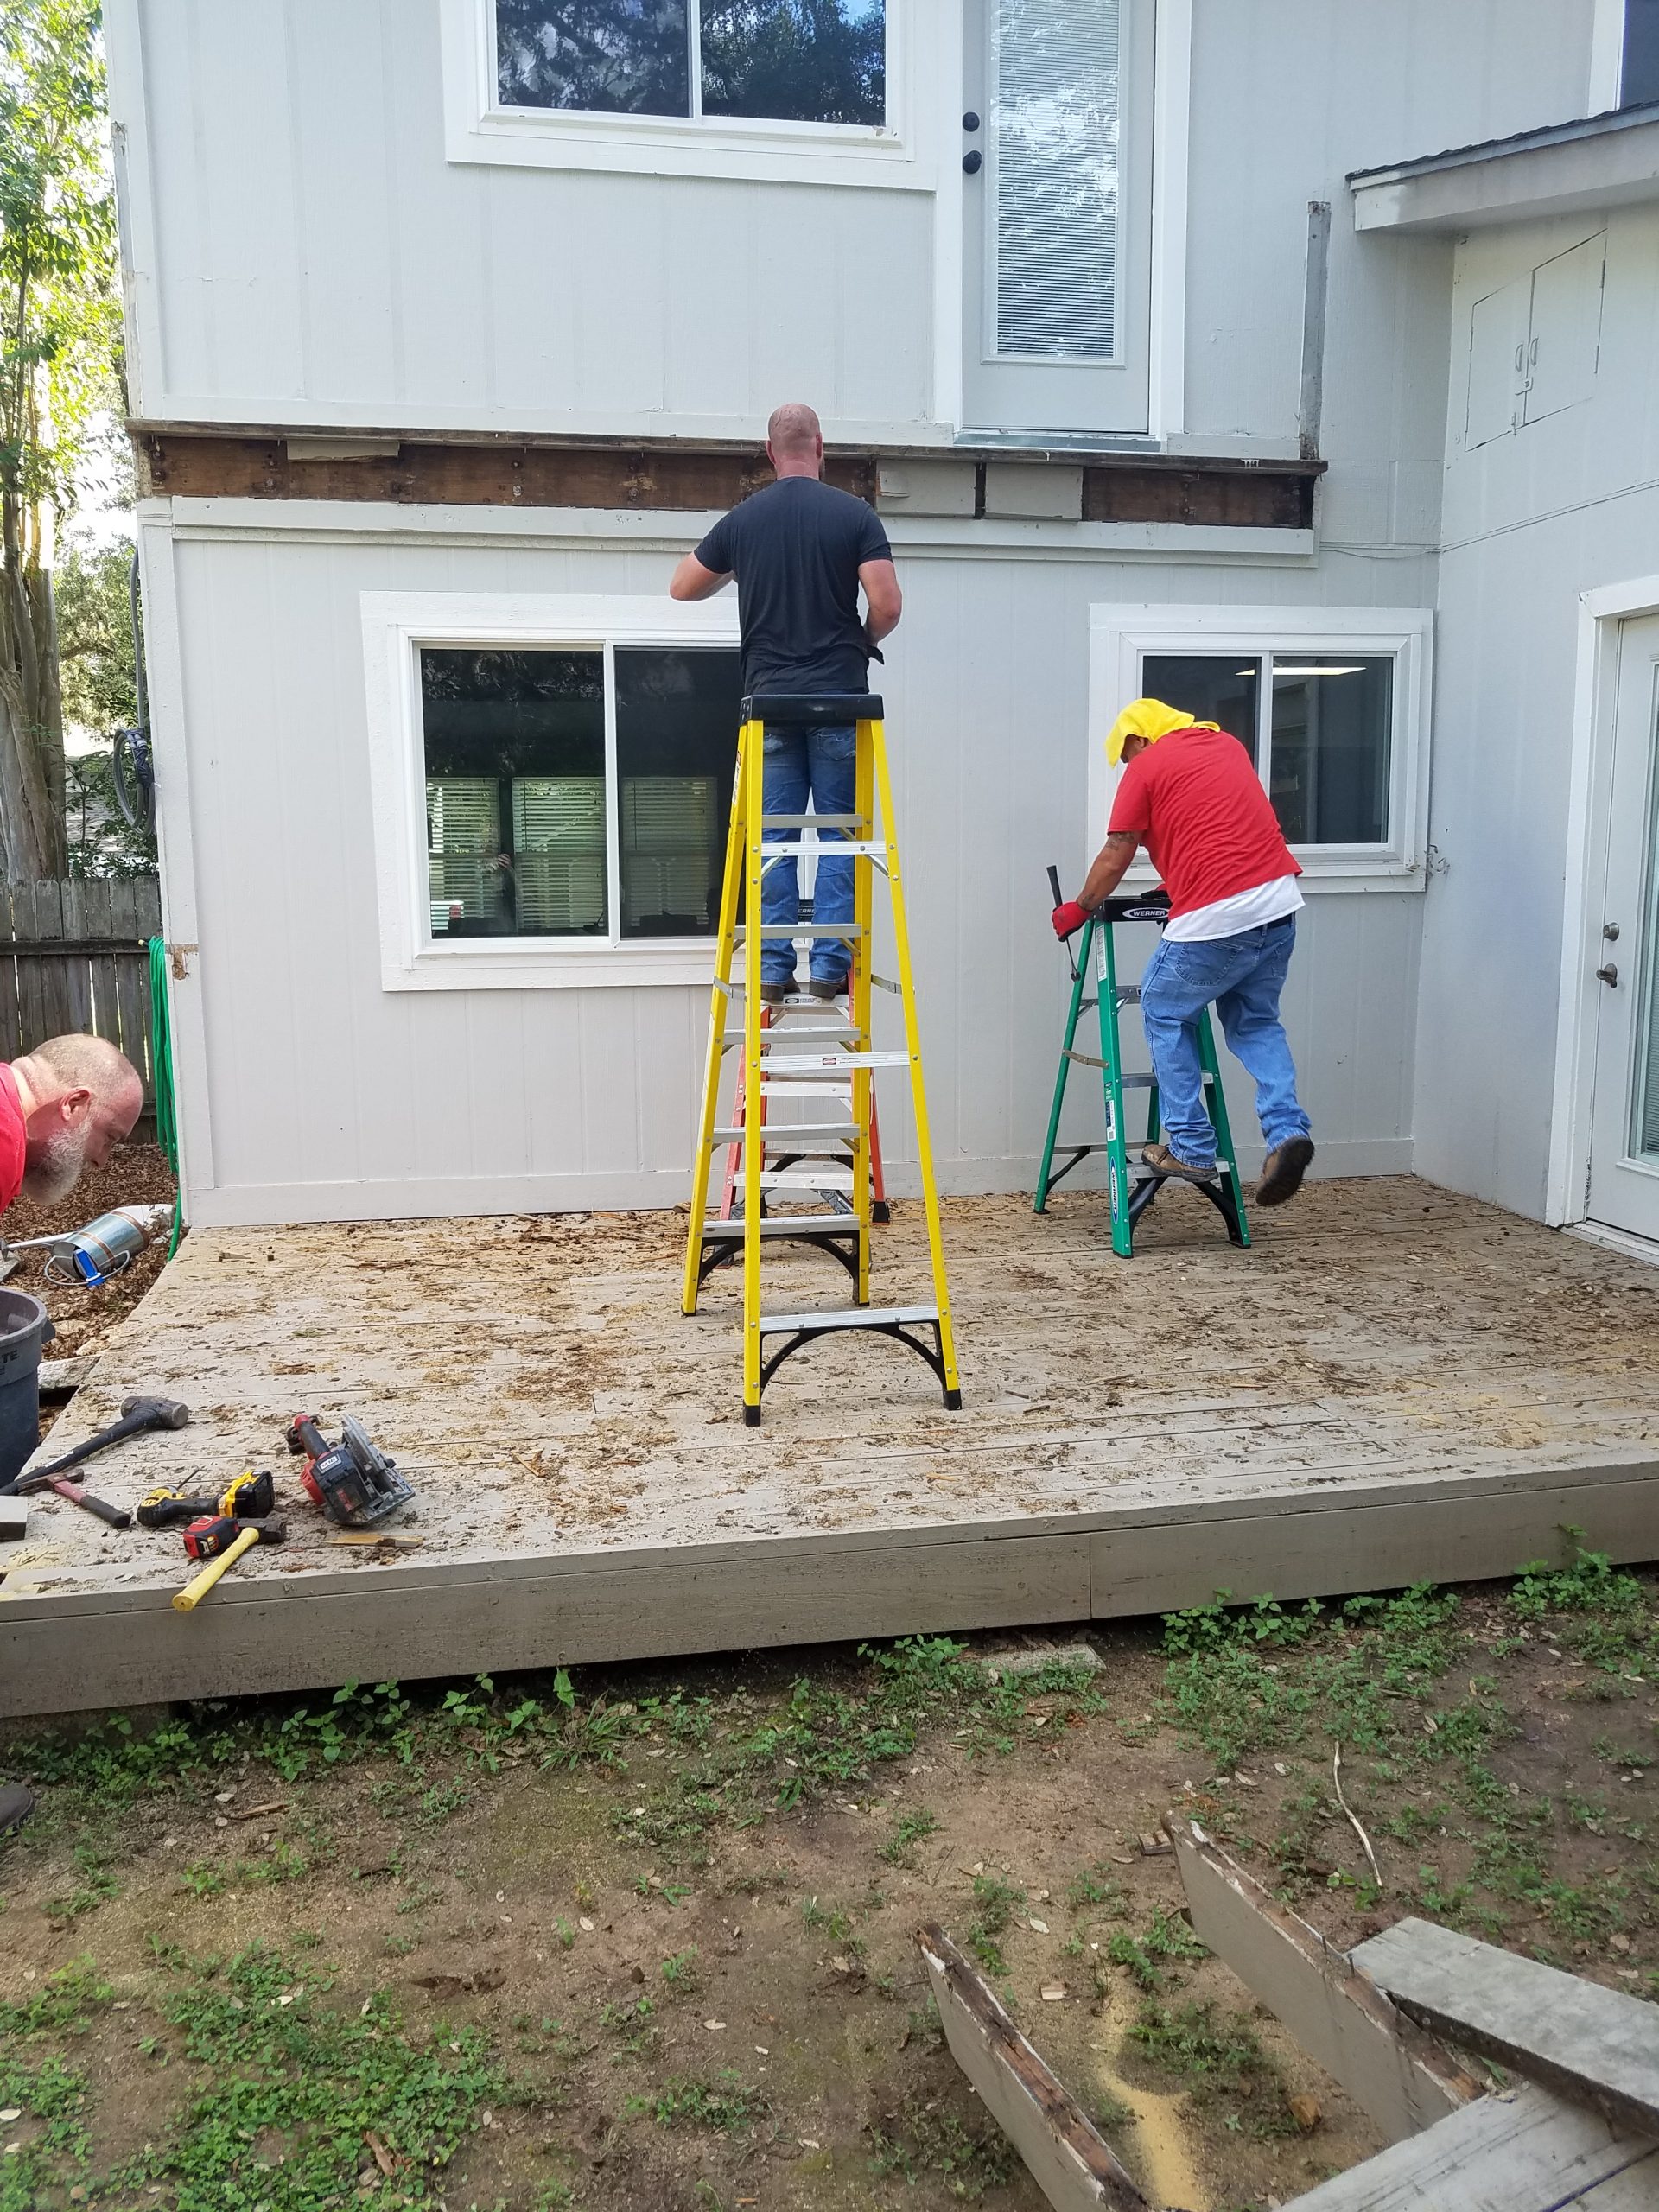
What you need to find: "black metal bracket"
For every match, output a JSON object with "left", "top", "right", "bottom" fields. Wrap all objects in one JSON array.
[
  {"left": 1128, "top": 1169, "right": 1248, "bottom": 1247},
  {"left": 698, "top": 1226, "right": 860, "bottom": 1290},
  {"left": 745, "top": 1315, "right": 962, "bottom": 1424}
]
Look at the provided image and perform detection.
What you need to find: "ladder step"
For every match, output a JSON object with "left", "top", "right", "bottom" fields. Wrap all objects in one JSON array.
[
  {"left": 757, "top": 841, "right": 887, "bottom": 858},
  {"left": 736, "top": 925, "right": 867, "bottom": 939},
  {"left": 759, "top": 814, "right": 866, "bottom": 830},
  {"left": 759, "top": 1304, "right": 941, "bottom": 1333},
  {"left": 763, "top": 1051, "right": 908, "bottom": 1074},
  {"left": 759, "top": 1169, "right": 855, "bottom": 1189},
  {"left": 759, "top": 1080, "right": 853, "bottom": 1098},
  {"left": 702, "top": 1216, "right": 854, "bottom": 1240},
  {"left": 712, "top": 1122, "right": 856, "bottom": 1142},
  {"left": 721, "top": 1024, "right": 857, "bottom": 1045}
]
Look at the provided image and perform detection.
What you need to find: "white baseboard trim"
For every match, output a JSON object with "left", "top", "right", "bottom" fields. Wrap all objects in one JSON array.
[{"left": 183, "top": 1137, "right": 1414, "bottom": 1229}]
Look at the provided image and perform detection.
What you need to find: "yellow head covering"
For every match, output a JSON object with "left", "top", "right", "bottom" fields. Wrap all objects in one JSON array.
[{"left": 1105, "top": 696, "right": 1219, "bottom": 769}]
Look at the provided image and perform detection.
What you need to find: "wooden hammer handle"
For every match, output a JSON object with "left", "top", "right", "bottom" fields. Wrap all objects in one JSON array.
[{"left": 172, "top": 1524, "right": 258, "bottom": 1612}]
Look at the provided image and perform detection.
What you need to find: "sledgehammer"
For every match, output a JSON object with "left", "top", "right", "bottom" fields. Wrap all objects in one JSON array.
[{"left": 0, "top": 1394, "right": 192, "bottom": 1527}]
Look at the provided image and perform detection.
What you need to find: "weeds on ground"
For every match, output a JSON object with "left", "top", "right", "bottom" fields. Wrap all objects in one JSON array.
[
  {"left": 965, "top": 1872, "right": 1025, "bottom": 1975},
  {"left": 1127, "top": 2000, "right": 1295, "bottom": 2137},
  {"left": 3, "top": 1637, "right": 1106, "bottom": 1872},
  {"left": 1105, "top": 1909, "right": 1207, "bottom": 1991},
  {"left": 868, "top": 2097, "right": 1019, "bottom": 2199},
  {"left": 629, "top": 2073, "right": 766, "bottom": 2133}
]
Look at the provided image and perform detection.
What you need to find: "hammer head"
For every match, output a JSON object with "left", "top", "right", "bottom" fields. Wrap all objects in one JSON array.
[{"left": 119, "top": 1395, "right": 191, "bottom": 1430}]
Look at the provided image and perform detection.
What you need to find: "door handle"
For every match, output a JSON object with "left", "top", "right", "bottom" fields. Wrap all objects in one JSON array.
[{"left": 1597, "top": 963, "right": 1619, "bottom": 986}]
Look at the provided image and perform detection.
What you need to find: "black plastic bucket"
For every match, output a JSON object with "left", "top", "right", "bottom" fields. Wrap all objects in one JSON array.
[{"left": 0, "top": 1287, "right": 53, "bottom": 1487}]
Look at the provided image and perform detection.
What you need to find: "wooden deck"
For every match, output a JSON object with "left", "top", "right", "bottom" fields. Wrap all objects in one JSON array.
[{"left": 3, "top": 1177, "right": 1658, "bottom": 1718}]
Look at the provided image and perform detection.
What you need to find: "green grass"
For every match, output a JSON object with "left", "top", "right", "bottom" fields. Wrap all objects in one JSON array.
[
  {"left": 1128, "top": 2000, "right": 1295, "bottom": 2136},
  {"left": 1105, "top": 1910, "right": 1208, "bottom": 1991},
  {"left": 879, "top": 1806, "right": 938, "bottom": 1866},
  {"left": 965, "top": 1872, "right": 1025, "bottom": 1976},
  {"left": 0, "top": 1944, "right": 502, "bottom": 2211},
  {"left": 658, "top": 1945, "right": 701, "bottom": 1992}
]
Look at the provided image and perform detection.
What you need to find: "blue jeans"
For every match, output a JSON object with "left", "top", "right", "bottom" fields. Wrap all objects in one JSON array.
[
  {"left": 760, "top": 722, "right": 855, "bottom": 986},
  {"left": 1137, "top": 916, "right": 1311, "bottom": 1168}
]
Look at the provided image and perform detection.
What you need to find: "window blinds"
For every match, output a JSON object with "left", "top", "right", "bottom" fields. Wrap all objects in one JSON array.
[{"left": 993, "top": 0, "right": 1120, "bottom": 360}]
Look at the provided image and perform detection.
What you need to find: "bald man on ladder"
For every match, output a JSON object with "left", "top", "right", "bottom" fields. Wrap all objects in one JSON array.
[{"left": 670, "top": 402, "right": 902, "bottom": 1004}]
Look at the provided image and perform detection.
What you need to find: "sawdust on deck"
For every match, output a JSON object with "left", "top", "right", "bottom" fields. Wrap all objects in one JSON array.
[{"left": 6, "top": 1178, "right": 1658, "bottom": 1599}]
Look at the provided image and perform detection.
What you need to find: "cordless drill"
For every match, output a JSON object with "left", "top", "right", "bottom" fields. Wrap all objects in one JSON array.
[{"left": 138, "top": 1469, "right": 276, "bottom": 1529}]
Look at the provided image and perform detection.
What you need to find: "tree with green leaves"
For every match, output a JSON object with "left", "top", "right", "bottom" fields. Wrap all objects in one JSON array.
[{"left": 0, "top": 0, "right": 123, "bottom": 882}]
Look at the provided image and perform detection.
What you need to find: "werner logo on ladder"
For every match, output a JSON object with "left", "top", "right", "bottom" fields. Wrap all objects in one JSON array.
[{"left": 681, "top": 695, "right": 961, "bottom": 1423}]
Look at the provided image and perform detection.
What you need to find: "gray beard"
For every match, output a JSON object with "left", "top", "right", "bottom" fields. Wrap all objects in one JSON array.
[{"left": 20, "top": 1129, "right": 90, "bottom": 1207}]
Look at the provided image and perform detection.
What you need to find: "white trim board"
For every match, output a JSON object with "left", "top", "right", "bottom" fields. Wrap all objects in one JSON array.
[
  {"left": 152, "top": 496, "right": 1317, "bottom": 567},
  {"left": 1087, "top": 603, "right": 1435, "bottom": 891},
  {"left": 179, "top": 1136, "right": 1416, "bottom": 1228},
  {"left": 1546, "top": 571, "right": 1659, "bottom": 1226},
  {"left": 361, "top": 590, "right": 741, "bottom": 993}
]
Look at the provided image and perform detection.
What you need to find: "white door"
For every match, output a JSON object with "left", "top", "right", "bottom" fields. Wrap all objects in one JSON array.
[
  {"left": 961, "top": 0, "right": 1154, "bottom": 435},
  {"left": 1588, "top": 613, "right": 1659, "bottom": 1240}
]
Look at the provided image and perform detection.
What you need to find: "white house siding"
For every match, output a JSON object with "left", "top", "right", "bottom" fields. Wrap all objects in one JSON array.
[
  {"left": 143, "top": 503, "right": 1429, "bottom": 1225},
  {"left": 1414, "top": 203, "right": 1659, "bottom": 1218},
  {"left": 106, "top": 0, "right": 1595, "bottom": 451}
]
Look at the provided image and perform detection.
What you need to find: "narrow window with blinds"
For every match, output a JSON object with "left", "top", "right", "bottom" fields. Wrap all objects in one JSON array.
[
  {"left": 991, "top": 0, "right": 1121, "bottom": 359},
  {"left": 420, "top": 644, "right": 740, "bottom": 944}
]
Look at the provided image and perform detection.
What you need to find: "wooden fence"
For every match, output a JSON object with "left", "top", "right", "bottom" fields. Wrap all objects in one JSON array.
[{"left": 0, "top": 878, "right": 163, "bottom": 1105}]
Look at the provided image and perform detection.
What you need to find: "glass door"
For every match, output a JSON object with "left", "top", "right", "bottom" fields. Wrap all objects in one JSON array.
[
  {"left": 1588, "top": 613, "right": 1659, "bottom": 1240},
  {"left": 961, "top": 0, "right": 1154, "bottom": 435}
]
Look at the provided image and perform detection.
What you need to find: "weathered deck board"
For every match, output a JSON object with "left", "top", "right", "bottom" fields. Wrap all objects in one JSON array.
[
  {"left": 1352, "top": 1919, "right": 1659, "bottom": 2139},
  {"left": 3, "top": 1179, "right": 1659, "bottom": 1715}
]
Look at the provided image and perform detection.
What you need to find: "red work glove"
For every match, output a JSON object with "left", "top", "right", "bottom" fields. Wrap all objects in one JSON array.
[{"left": 1051, "top": 899, "right": 1089, "bottom": 940}]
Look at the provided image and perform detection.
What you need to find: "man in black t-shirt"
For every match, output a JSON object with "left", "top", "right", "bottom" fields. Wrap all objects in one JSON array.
[{"left": 670, "top": 402, "right": 902, "bottom": 1001}]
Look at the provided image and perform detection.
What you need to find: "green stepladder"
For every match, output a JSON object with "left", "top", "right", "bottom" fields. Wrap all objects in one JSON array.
[{"left": 1034, "top": 887, "right": 1250, "bottom": 1258}]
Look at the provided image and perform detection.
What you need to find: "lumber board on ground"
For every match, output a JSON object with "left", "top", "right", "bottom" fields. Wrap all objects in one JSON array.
[
  {"left": 0, "top": 1497, "right": 28, "bottom": 1543},
  {"left": 1351, "top": 1918, "right": 1659, "bottom": 2139},
  {"left": 918, "top": 1925, "right": 1150, "bottom": 2212},
  {"left": 1166, "top": 1820, "right": 1478, "bottom": 2142},
  {"left": 1276, "top": 2083, "right": 1654, "bottom": 2210},
  {"left": 0, "top": 1530, "right": 1091, "bottom": 1716}
]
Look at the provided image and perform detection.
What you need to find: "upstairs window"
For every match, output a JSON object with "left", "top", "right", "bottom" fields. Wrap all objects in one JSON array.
[
  {"left": 1623, "top": 0, "right": 1659, "bottom": 106},
  {"left": 493, "top": 0, "right": 887, "bottom": 127}
]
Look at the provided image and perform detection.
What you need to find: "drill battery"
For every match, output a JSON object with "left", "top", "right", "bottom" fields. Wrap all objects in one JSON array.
[{"left": 283, "top": 1414, "right": 414, "bottom": 1528}]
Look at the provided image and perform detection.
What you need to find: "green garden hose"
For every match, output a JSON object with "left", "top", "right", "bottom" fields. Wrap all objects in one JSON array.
[{"left": 147, "top": 934, "right": 182, "bottom": 1257}]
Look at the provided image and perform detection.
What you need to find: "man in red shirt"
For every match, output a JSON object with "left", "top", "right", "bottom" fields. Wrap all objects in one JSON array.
[
  {"left": 0, "top": 1034, "right": 145, "bottom": 1217},
  {"left": 1052, "top": 696, "right": 1315, "bottom": 1207}
]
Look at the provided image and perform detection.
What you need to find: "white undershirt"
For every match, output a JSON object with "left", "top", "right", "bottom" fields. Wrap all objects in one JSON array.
[{"left": 1161, "top": 874, "right": 1305, "bottom": 944}]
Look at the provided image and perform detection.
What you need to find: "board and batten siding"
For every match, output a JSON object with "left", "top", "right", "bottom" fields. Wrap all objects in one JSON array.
[
  {"left": 143, "top": 504, "right": 1429, "bottom": 1225},
  {"left": 1415, "top": 201, "right": 1659, "bottom": 1220},
  {"left": 106, "top": 0, "right": 1594, "bottom": 470}
]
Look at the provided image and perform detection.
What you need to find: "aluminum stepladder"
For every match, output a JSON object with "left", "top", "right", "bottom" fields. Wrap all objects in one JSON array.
[
  {"left": 682, "top": 691, "right": 961, "bottom": 1424},
  {"left": 1034, "top": 875, "right": 1250, "bottom": 1258}
]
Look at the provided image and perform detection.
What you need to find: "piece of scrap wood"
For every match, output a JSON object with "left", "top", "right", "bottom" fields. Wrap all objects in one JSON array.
[
  {"left": 1351, "top": 1916, "right": 1659, "bottom": 2140},
  {"left": 1166, "top": 1817, "right": 1478, "bottom": 2143},
  {"left": 0, "top": 1497, "right": 29, "bottom": 1545},
  {"left": 1274, "top": 2080, "right": 1656, "bottom": 2211},
  {"left": 227, "top": 1798, "right": 289, "bottom": 1822},
  {"left": 38, "top": 1357, "right": 93, "bottom": 1402},
  {"left": 323, "top": 1531, "right": 424, "bottom": 1548},
  {"left": 918, "top": 1923, "right": 1151, "bottom": 2212}
]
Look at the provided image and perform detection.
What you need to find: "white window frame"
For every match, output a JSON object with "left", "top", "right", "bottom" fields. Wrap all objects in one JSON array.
[
  {"left": 1088, "top": 605, "right": 1434, "bottom": 892},
  {"left": 442, "top": 0, "right": 928, "bottom": 190},
  {"left": 363, "top": 591, "right": 741, "bottom": 992}
]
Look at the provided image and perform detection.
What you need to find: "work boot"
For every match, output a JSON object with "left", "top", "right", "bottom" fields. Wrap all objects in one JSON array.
[
  {"left": 1141, "top": 1142, "right": 1217, "bottom": 1181},
  {"left": 0, "top": 1783, "right": 36, "bottom": 1836},
  {"left": 808, "top": 976, "right": 847, "bottom": 1002},
  {"left": 759, "top": 982, "right": 788, "bottom": 1006},
  {"left": 1256, "top": 1135, "right": 1315, "bottom": 1207}
]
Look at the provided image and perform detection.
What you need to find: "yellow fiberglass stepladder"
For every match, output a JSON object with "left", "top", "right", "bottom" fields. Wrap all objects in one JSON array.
[{"left": 681, "top": 692, "right": 962, "bottom": 1426}]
